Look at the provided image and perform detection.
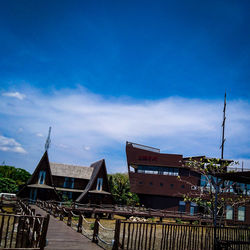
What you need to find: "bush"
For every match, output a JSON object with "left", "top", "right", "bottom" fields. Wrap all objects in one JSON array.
[
  {"left": 193, "top": 220, "right": 199, "bottom": 225},
  {"left": 176, "top": 218, "right": 183, "bottom": 224}
]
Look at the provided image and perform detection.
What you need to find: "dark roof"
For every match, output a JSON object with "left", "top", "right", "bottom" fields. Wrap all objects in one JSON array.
[{"left": 50, "top": 162, "right": 93, "bottom": 179}]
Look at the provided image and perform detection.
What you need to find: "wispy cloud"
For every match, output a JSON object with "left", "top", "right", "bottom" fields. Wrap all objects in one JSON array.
[
  {"left": 0, "top": 135, "right": 27, "bottom": 154},
  {"left": 0, "top": 87, "right": 249, "bottom": 171},
  {"left": 2, "top": 91, "right": 26, "bottom": 100}
]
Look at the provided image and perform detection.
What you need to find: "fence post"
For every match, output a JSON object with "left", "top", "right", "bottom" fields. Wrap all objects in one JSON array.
[
  {"left": 112, "top": 220, "right": 121, "bottom": 250},
  {"left": 77, "top": 214, "right": 83, "bottom": 233},
  {"left": 92, "top": 217, "right": 99, "bottom": 243},
  {"left": 59, "top": 208, "right": 64, "bottom": 221},
  {"left": 67, "top": 211, "right": 72, "bottom": 226},
  {"left": 31, "top": 208, "right": 35, "bottom": 216},
  {"left": 15, "top": 216, "right": 25, "bottom": 248},
  {"left": 39, "top": 214, "right": 50, "bottom": 250}
]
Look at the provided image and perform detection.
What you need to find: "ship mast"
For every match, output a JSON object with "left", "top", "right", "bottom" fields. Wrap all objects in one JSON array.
[
  {"left": 45, "top": 126, "right": 52, "bottom": 152},
  {"left": 220, "top": 92, "right": 226, "bottom": 159}
]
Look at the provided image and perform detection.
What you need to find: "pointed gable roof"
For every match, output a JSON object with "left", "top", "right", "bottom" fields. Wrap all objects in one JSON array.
[
  {"left": 27, "top": 150, "right": 54, "bottom": 186},
  {"left": 76, "top": 159, "right": 110, "bottom": 203}
]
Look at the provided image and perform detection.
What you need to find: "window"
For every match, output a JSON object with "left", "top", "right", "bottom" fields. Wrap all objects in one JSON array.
[
  {"left": 149, "top": 182, "right": 153, "bottom": 186},
  {"left": 38, "top": 171, "right": 46, "bottom": 184},
  {"left": 247, "top": 184, "right": 250, "bottom": 195},
  {"left": 64, "top": 177, "right": 74, "bottom": 189},
  {"left": 179, "top": 201, "right": 186, "bottom": 213},
  {"left": 137, "top": 166, "right": 179, "bottom": 176},
  {"left": 238, "top": 206, "right": 245, "bottom": 221},
  {"left": 200, "top": 175, "right": 207, "bottom": 187},
  {"left": 170, "top": 184, "right": 174, "bottom": 188},
  {"left": 30, "top": 188, "right": 37, "bottom": 201},
  {"left": 190, "top": 202, "right": 197, "bottom": 215},
  {"left": 226, "top": 205, "right": 233, "bottom": 220},
  {"left": 96, "top": 178, "right": 103, "bottom": 191},
  {"left": 139, "top": 181, "right": 143, "bottom": 185},
  {"left": 160, "top": 182, "right": 163, "bottom": 187},
  {"left": 181, "top": 185, "right": 185, "bottom": 189}
]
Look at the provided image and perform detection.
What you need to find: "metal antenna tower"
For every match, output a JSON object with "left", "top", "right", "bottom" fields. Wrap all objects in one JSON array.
[
  {"left": 220, "top": 92, "right": 226, "bottom": 159},
  {"left": 45, "top": 127, "right": 52, "bottom": 151}
]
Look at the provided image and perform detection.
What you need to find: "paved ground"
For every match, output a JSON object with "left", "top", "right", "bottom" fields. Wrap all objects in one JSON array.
[{"left": 32, "top": 205, "right": 102, "bottom": 250}]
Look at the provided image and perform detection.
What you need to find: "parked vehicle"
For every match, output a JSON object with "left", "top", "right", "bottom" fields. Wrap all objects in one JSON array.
[{"left": 0, "top": 193, "right": 17, "bottom": 202}]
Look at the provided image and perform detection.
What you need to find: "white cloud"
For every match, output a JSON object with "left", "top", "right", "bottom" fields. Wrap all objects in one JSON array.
[
  {"left": 2, "top": 91, "right": 26, "bottom": 100},
  {"left": 0, "top": 135, "right": 27, "bottom": 154},
  {"left": 36, "top": 133, "right": 44, "bottom": 137},
  {"left": 0, "top": 87, "right": 249, "bottom": 171},
  {"left": 18, "top": 128, "right": 23, "bottom": 133}
]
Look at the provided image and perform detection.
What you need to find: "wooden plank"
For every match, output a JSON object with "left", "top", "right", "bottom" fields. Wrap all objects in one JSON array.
[
  {"left": 148, "top": 223, "right": 153, "bottom": 250},
  {"left": 4, "top": 215, "right": 11, "bottom": 248},
  {"left": 0, "top": 214, "right": 5, "bottom": 246},
  {"left": 134, "top": 221, "right": 138, "bottom": 250},
  {"left": 144, "top": 223, "right": 148, "bottom": 250},
  {"left": 112, "top": 220, "right": 120, "bottom": 250},
  {"left": 126, "top": 222, "right": 131, "bottom": 250},
  {"left": 9, "top": 215, "right": 16, "bottom": 248},
  {"left": 121, "top": 222, "right": 126, "bottom": 249},
  {"left": 130, "top": 221, "right": 135, "bottom": 250}
]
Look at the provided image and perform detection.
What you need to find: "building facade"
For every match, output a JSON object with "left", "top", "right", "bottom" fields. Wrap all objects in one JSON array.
[
  {"left": 126, "top": 141, "right": 250, "bottom": 225},
  {"left": 18, "top": 151, "right": 113, "bottom": 205}
]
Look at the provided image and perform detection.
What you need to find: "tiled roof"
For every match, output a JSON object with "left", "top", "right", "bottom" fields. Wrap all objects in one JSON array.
[{"left": 50, "top": 162, "right": 93, "bottom": 180}]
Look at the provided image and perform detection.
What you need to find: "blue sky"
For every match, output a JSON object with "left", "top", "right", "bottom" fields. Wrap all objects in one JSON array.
[{"left": 0, "top": 0, "right": 249, "bottom": 173}]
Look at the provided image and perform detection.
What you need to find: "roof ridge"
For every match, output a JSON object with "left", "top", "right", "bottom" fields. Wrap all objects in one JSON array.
[{"left": 49, "top": 162, "right": 89, "bottom": 168}]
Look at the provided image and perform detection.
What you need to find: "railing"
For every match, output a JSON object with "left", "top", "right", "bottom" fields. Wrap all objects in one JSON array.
[
  {"left": 36, "top": 200, "right": 116, "bottom": 248},
  {"left": 127, "top": 141, "right": 160, "bottom": 153},
  {"left": 115, "top": 221, "right": 250, "bottom": 250},
  {"left": 18, "top": 200, "right": 37, "bottom": 216},
  {"left": 0, "top": 213, "right": 49, "bottom": 249},
  {"left": 37, "top": 200, "right": 209, "bottom": 223},
  {"left": 35, "top": 199, "right": 250, "bottom": 250}
]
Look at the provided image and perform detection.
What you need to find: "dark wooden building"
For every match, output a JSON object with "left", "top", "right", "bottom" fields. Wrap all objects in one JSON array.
[
  {"left": 18, "top": 151, "right": 113, "bottom": 205},
  {"left": 126, "top": 141, "right": 250, "bottom": 225}
]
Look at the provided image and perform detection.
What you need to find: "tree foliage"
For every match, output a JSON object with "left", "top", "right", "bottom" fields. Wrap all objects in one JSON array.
[
  {"left": 0, "top": 165, "right": 31, "bottom": 193},
  {"left": 0, "top": 177, "right": 18, "bottom": 193},
  {"left": 108, "top": 173, "right": 139, "bottom": 206}
]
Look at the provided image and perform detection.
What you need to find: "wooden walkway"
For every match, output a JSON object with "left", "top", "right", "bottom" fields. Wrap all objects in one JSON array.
[{"left": 32, "top": 205, "right": 102, "bottom": 250}]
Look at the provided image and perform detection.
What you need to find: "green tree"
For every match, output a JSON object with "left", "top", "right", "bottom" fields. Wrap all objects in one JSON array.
[
  {"left": 109, "top": 173, "right": 139, "bottom": 206},
  {"left": 0, "top": 165, "right": 31, "bottom": 191},
  {"left": 0, "top": 177, "right": 18, "bottom": 193}
]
